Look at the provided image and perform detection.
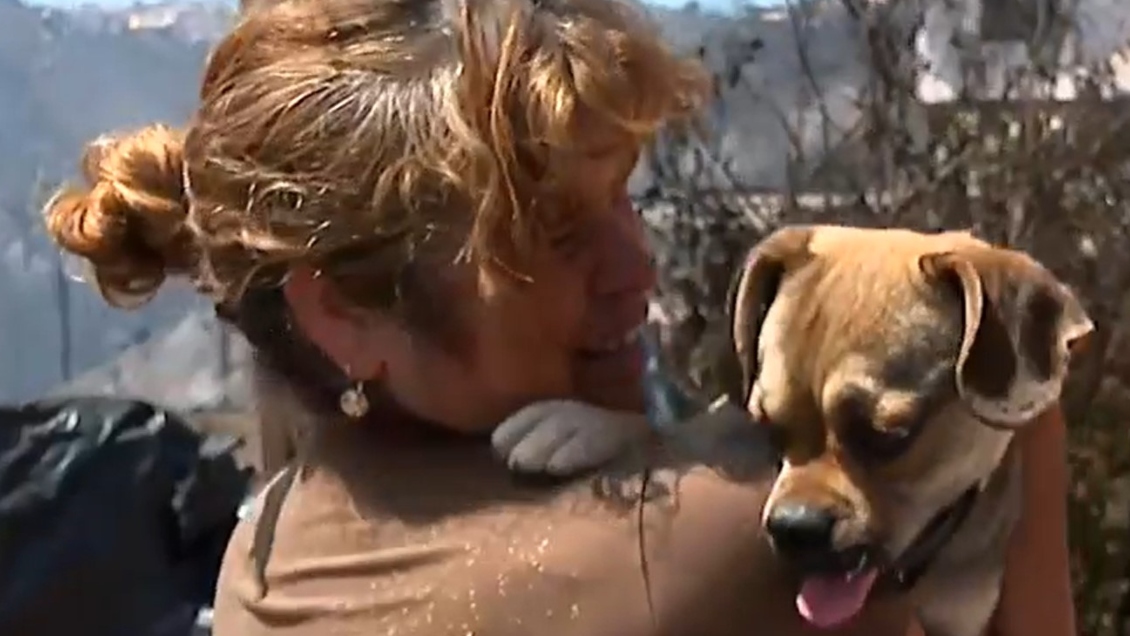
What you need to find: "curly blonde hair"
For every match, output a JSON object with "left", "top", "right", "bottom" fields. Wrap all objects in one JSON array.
[{"left": 45, "top": 0, "right": 709, "bottom": 410}]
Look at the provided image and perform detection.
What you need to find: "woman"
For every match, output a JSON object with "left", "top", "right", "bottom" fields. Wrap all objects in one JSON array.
[{"left": 43, "top": 0, "right": 1074, "bottom": 633}]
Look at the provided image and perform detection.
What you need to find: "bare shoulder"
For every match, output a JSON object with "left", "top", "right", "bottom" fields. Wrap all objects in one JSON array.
[
  {"left": 452, "top": 410, "right": 912, "bottom": 636},
  {"left": 444, "top": 404, "right": 789, "bottom": 635},
  {"left": 214, "top": 419, "right": 913, "bottom": 636}
]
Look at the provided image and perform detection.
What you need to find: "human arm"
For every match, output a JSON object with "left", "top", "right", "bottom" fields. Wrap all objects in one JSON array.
[{"left": 989, "top": 406, "right": 1075, "bottom": 636}]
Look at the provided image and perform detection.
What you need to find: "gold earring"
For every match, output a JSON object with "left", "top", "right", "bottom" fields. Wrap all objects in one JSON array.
[{"left": 339, "top": 381, "right": 370, "bottom": 419}]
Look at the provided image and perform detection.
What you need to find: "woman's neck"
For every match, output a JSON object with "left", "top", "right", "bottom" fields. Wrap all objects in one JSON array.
[
  {"left": 370, "top": 390, "right": 491, "bottom": 445},
  {"left": 316, "top": 387, "right": 491, "bottom": 453}
]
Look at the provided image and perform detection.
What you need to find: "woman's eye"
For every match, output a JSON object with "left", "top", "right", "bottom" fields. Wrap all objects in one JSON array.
[
  {"left": 549, "top": 222, "right": 589, "bottom": 258},
  {"left": 550, "top": 232, "right": 579, "bottom": 254}
]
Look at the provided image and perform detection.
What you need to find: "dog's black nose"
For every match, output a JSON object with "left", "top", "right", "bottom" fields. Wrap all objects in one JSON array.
[{"left": 765, "top": 503, "right": 838, "bottom": 561}]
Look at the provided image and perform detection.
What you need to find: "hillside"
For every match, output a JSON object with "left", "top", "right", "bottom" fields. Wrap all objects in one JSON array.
[{"left": 0, "top": 0, "right": 225, "bottom": 402}]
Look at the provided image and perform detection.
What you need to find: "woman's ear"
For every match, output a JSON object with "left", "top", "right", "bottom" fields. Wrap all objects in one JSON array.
[{"left": 283, "top": 265, "right": 388, "bottom": 380}]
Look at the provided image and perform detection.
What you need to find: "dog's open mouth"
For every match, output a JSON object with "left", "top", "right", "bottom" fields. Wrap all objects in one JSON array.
[
  {"left": 790, "top": 484, "right": 982, "bottom": 630},
  {"left": 796, "top": 568, "right": 879, "bottom": 629}
]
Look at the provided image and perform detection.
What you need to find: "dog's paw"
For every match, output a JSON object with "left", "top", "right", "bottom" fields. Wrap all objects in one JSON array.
[{"left": 491, "top": 400, "right": 650, "bottom": 476}]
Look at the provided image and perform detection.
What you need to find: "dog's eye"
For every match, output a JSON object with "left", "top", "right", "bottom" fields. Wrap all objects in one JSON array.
[
  {"left": 838, "top": 395, "right": 916, "bottom": 463},
  {"left": 857, "top": 421, "right": 913, "bottom": 462}
]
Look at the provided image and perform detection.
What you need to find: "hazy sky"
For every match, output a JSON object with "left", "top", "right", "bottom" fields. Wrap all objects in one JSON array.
[{"left": 26, "top": 0, "right": 775, "bottom": 12}]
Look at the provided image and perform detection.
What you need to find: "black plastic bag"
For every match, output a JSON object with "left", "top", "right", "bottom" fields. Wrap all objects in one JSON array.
[{"left": 0, "top": 396, "right": 252, "bottom": 636}]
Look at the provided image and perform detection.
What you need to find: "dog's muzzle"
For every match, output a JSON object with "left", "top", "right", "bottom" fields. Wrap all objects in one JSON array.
[
  {"left": 764, "top": 504, "right": 877, "bottom": 576},
  {"left": 766, "top": 486, "right": 981, "bottom": 630},
  {"left": 764, "top": 502, "right": 882, "bottom": 629}
]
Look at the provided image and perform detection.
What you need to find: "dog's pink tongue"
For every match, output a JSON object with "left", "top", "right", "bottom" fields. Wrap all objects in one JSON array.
[{"left": 796, "top": 569, "right": 878, "bottom": 629}]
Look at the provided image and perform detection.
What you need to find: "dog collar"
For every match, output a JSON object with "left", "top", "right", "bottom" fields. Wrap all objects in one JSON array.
[{"left": 877, "top": 483, "right": 981, "bottom": 593}]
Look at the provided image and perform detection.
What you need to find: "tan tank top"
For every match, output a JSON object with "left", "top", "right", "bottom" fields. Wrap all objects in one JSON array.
[{"left": 211, "top": 412, "right": 918, "bottom": 636}]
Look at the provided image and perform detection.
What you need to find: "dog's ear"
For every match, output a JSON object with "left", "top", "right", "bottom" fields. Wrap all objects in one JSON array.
[
  {"left": 919, "top": 249, "right": 1093, "bottom": 428},
  {"left": 723, "top": 226, "right": 814, "bottom": 405}
]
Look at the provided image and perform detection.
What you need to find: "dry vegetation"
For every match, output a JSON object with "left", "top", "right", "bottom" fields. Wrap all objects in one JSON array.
[{"left": 643, "top": 1, "right": 1130, "bottom": 633}]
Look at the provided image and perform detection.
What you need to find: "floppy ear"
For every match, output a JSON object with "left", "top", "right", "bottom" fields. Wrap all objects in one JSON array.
[
  {"left": 722, "top": 225, "right": 814, "bottom": 405},
  {"left": 919, "top": 249, "right": 1093, "bottom": 428}
]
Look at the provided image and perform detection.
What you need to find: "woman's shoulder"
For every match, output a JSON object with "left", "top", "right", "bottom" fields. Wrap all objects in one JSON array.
[{"left": 212, "top": 410, "right": 908, "bottom": 636}]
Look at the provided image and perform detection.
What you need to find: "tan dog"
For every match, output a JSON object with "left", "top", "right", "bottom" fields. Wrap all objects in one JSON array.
[{"left": 493, "top": 225, "right": 1092, "bottom": 636}]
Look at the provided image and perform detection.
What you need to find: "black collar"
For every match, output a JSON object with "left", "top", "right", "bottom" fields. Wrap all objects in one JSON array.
[{"left": 876, "top": 483, "right": 981, "bottom": 592}]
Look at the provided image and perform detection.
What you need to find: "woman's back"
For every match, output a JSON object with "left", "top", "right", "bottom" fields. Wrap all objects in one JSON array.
[{"left": 214, "top": 413, "right": 916, "bottom": 636}]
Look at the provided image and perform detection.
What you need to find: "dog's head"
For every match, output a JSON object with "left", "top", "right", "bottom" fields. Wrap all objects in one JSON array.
[{"left": 725, "top": 225, "right": 1092, "bottom": 628}]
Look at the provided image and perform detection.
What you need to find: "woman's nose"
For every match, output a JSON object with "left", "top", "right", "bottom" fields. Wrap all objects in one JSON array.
[{"left": 592, "top": 198, "right": 656, "bottom": 297}]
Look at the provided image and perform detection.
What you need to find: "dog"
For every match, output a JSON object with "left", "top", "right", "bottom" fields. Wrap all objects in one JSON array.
[{"left": 491, "top": 225, "right": 1092, "bottom": 636}]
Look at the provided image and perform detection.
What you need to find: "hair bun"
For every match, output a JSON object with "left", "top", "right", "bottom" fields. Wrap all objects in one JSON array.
[{"left": 44, "top": 124, "right": 197, "bottom": 308}]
